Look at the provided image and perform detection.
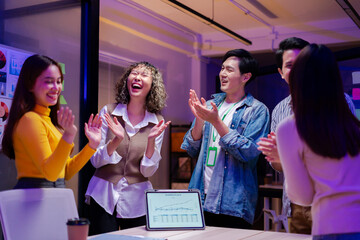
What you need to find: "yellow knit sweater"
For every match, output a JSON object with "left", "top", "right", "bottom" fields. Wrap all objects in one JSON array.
[{"left": 13, "top": 104, "right": 95, "bottom": 181}]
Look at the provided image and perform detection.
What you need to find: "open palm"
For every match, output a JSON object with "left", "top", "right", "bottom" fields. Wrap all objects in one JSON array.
[
  {"left": 188, "top": 89, "right": 202, "bottom": 119},
  {"left": 104, "top": 113, "right": 125, "bottom": 140},
  {"left": 58, "top": 107, "right": 77, "bottom": 136},
  {"left": 148, "top": 119, "right": 171, "bottom": 140},
  {"left": 85, "top": 113, "right": 102, "bottom": 149}
]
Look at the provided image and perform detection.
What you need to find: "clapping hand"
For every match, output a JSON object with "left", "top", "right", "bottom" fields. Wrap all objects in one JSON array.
[
  {"left": 193, "top": 100, "right": 219, "bottom": 125},
  {"left": 85, "top": 113, "right": 102, "bottom": 149},
  {"left": 148, "top": 119, "right": 171, "bottom": 141},
  {"left": 188, "top": 89, "right": 203, "bottom": 120},
  {"left": 104, "top": 113, "right": 125, "bottom": 141},
  {"left": 257, "top": 132, "right": 280, "bottom": 163},
  {"left": 58, "top": 107, "right": 77, "bottom": 144},
  {"left": 145, "top": 119, "right": 171, "bottom": 159},
  {"left": 188, "top": 89, "right": 219, "bottom": 125}
]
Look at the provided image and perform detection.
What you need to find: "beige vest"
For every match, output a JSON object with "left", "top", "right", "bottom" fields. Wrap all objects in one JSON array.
[{"left": 94, "top": 103, "right": 163, "bottom": 184}]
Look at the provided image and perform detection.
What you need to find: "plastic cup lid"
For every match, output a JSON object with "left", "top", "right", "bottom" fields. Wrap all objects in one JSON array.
[{"left": 66, "top": 218, "right": 90, "bottom": 225}]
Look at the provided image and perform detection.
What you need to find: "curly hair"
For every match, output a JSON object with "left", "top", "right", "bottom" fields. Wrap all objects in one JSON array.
[{"left": 115, "top": 61, "right": 167, "bottom": 113}]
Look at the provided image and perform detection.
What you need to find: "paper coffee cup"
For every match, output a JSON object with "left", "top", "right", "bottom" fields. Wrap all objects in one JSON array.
[{"left": 66, "top": 218, "right": 90, "bottom": 240}]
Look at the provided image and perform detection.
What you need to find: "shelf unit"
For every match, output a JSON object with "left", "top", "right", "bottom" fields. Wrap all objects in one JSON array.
[{"left": 169, "top": 124, "right": 196, "bottom": 189}]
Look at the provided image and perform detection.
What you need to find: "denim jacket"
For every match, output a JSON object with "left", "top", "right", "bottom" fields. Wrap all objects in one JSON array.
[{"left": 181, "top": 92, "right": 270, "bottom": 224}]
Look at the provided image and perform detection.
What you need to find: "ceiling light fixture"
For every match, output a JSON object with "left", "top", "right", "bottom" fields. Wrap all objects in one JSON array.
[
  {"left": 246, "top": 0, "right": 277, "bottom": 19},
  {"left": 336, "top": 0, "right": 360, "bottom": 29},
  {"left": 161, "top": 0, "right": 252, "bottom": 45}
]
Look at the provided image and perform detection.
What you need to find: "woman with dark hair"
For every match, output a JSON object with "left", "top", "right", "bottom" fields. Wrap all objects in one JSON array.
[
  {"left": 276, "top": 44, "right": 360, "bottom": 239},
  {"left": 1, "top": 54, "right": 102, "bottom": 189},
  {"left": 85, "top": 61, "right": 170, "bottom": 235}
]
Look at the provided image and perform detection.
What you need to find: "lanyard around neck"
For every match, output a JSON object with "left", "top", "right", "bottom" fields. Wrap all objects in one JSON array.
[{"left": 212, "top": 95, "right": 246, "bottom": 142}]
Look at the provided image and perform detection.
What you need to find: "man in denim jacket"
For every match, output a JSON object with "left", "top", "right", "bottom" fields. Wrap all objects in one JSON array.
[{"left": 181, "top": 49, "right": 270, "bottom": 228}]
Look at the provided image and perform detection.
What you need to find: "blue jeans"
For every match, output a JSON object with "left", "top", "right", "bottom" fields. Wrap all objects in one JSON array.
[{"left": 313, "top": 232, "right": 360, "bottom": 240}]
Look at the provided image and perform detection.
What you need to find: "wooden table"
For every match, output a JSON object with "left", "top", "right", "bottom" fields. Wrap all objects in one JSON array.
[{"left": 88, "top": 226, "right": 312, "bottom": 240}]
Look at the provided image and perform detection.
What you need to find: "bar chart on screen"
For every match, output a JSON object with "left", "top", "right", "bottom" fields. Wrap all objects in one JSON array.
[
  {"left": 146, "top": 190, "right": 205, "bottom": 229},
  {"left": 150, "top": 197, "right": 201, "bottom": 226},
  {"left": 153, "top": 213, "right": 200, "bottom": 223}
]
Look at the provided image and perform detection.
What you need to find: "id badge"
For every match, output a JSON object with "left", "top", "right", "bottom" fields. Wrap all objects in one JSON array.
[{"left": 206, "top": 146, "right": 217, "bottom": 166}]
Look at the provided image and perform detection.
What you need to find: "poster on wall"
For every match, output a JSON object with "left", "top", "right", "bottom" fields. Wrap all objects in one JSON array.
[{"left": 0, "top": 44, "right": 33, "bottom": 147}]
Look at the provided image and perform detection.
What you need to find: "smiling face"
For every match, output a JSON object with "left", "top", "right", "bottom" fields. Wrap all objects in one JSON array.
[
  {"left": 219, "top": 56, "right": 250, "bottom": 98},
  {"left": 127, "top": 65, "right": 153, "bottom": 101},
  {"left": 278, "top": 49, "right": 301, "bottom": 84},
  {"left": 32, "top": 65, "right": 62, "bottom": 107}
]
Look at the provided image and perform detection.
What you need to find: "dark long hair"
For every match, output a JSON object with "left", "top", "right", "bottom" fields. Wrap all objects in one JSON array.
[
  {"left": 2, "top": 55, "right": 63, "bottom": 159},
  {"left": 289, "top": 44, "right": 360, "bottom": 158}
]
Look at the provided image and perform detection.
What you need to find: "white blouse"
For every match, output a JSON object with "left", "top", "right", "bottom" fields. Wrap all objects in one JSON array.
[{"left": 85, "top": 104, "right": 164, "bottom": 218}]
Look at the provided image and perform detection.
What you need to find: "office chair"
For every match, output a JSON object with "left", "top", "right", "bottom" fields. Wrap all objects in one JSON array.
[{"left": 0, "top": 188, "right": 78, "bottom": 240}]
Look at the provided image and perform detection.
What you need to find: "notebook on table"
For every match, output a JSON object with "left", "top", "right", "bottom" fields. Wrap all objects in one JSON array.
[{"left": 145, "top": 189, "right": 205, "bottom": 231}]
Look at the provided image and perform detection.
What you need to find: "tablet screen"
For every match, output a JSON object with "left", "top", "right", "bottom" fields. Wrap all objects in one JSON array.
[{"left": 145, "top": 189, "right": 205, "bottom": 230}]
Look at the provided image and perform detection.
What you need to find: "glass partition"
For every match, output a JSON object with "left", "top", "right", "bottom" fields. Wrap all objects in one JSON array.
[{"left": 0, "top": 0, "right": 82, "bottom": 196}]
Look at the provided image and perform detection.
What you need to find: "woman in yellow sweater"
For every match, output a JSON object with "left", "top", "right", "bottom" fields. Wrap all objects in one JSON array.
[{"left": 1, "top": 54, "right": 102, "bottom": 188}]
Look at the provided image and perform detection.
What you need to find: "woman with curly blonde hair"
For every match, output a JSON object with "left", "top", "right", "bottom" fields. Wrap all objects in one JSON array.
[{"left": 85, "top": 61, "right": 170, "bottom": 235}]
